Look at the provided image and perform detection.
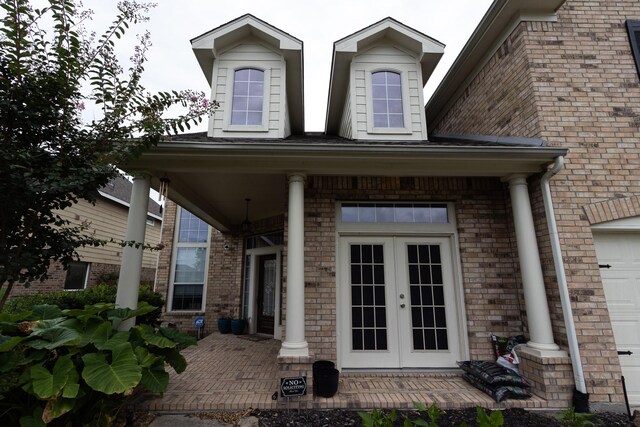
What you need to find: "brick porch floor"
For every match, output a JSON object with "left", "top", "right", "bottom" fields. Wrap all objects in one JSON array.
[{"left": 142, "top": 333, "right": 548, "bottom": 412}]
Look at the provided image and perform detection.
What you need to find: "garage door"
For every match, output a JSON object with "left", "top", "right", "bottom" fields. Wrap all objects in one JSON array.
[{"left": 593, "top": 231, "right": 640, "bottom": 405}]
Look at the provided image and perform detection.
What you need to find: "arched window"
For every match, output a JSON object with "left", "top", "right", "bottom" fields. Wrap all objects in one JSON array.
[
  {"left": 231, "top": 68, "right": 264, "bottom": 125},
  {"left": 371, "top": 71, "right": 404, "bottom": 128}
]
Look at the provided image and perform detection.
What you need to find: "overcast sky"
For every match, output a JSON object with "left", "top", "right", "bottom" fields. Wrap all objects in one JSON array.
[{"left": 86, "top": 0, "right": 493, "bottom": 132}]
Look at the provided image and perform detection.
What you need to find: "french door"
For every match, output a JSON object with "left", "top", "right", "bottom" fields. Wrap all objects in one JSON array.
[{"left": 339, "top": 236, "right": 462, "bottom": 368}]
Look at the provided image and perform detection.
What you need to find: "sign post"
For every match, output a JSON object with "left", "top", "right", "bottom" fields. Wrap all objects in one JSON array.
[
  {"left": 280, "top": 376, "right": 307, "bottom": 413},
  {"left": 194, "top": 316, "right": 204, "bottom": 340}
]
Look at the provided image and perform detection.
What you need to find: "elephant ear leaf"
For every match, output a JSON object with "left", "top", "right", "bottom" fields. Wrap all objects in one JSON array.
[
  {"left": 29, "top": 305, "right": 63, "bottom": 320},
  {"left": 30, "top": 356, "right": 77, "bottom": 400},
  {"left": 82, "top": 343, "right": 142, "bottom": 395},
  {"left": 140, "top": 360, "right": 169, "bottom": 393}
]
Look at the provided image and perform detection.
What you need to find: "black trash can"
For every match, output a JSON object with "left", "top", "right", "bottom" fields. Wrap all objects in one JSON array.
[{"left": 313, "top": 360, "right": 339, "bottom": 398}]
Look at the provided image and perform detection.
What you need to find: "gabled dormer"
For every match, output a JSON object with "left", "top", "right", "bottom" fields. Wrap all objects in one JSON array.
[
  {"left": 326, "top": 18, "right": 444, "bottom": 141},
  {"left": 191, "top": 14, "right": 304, "bottom": 138}
]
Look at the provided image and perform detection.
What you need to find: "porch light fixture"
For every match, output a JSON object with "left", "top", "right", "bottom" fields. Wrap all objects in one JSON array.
[{"left": 241, "top": 198, "right": 252, "bottom": 234}]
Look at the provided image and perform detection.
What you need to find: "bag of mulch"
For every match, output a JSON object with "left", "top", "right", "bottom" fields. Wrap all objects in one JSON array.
[
  {"left": 491, "top": 334, "right": 525, "bottom": 359},
  {"left": 457, "top": 360, "right": 532, "bottom": 388},
  {"left": 463, "top": 374, "right": 532, "bottom": 403}
]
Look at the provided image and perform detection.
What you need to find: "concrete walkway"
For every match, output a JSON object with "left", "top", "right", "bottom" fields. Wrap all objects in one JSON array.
[{"left": 142, "top": 333, "right": 547, "bottom": 412}]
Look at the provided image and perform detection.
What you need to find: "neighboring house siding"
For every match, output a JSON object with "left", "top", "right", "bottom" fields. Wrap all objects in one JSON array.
[
  {"left": 351, "top": 44, "right": 427, "bottom": 140},
  {"left": 11, "top": 197, "right": 159, "bottom": 296},
  {"left": 210, "top": 40, "right": 287, "bottom": 138},
  {"left": 56, "top": 198, "right": 161, "bottom": 269},
  {"left": 430, "top": 0, "right": 640, "bottom": 404},
  {"left": 288, "top": 176, "right": 523, "bottom": 363}
]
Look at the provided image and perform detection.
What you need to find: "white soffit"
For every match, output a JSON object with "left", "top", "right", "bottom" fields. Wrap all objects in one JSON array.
[
  {"left": 326, "top": 17, "right": 445, "bottom": 134},
  {"left": 426, "top": 0, "right": 566, "bottom": 128}
]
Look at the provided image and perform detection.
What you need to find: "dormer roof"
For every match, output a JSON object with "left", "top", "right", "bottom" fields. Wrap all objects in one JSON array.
[
  {"left": 191, "top": 14, "right": 305, "bottom": 134},
  {"left": 325, "top": 17, "right": 444, "bottom": 135}
]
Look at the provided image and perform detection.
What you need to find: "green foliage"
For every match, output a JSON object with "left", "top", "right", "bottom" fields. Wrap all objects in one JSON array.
[
  {"left": 558, "top": 407, "right": 597, "bottom": 427},
  {"left": 358, "top": 408, "right": 397, "bottom": 427},
  {"left": 0, "top": 0, "right": 217, "bottom": 308},
  {"left": 411, "top": 402, "right": 445, "bottom": 427},
  {"left": 3, "top": 284, "right": 164, "bottom": 325},
  {"left": 0, "top": 302, "right": 196, "bottom": 426},
  {"left": 475, "top": 407, "right": 504, "bottom": 427}
]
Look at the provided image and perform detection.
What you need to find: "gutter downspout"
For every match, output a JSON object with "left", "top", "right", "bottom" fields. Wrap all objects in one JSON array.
[{"left": 541, "top": 156, "right": 589, "bottom": 410}]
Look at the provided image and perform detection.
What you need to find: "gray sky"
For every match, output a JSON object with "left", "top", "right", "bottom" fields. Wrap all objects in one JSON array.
[{"left": 87, "top": 0, "right": 493, "bottom": 132}]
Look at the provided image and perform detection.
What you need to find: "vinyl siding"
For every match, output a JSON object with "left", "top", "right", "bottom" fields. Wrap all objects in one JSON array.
[
  {"left": 56, "top": 197, "right": 160, "bottom": 269},
  {"left": 338, "top": 84, "right": 353, "bottom": 139},
  {"left": 351, "top": 44, "right": 427, "bottom": 140},
  {"left": 210, "top": 40, "right": 288, "bottom": 138}
]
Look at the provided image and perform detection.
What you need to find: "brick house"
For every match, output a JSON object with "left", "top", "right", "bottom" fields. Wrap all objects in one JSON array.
[
  {"left": 118, "top": 0, "right": 640, "bottom": 409},
  {"left": 11, "top": 175, "right": 162, "bottom": 297}
]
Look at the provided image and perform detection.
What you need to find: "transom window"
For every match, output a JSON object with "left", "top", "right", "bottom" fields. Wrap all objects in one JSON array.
[
  {"left": 171, "top": 208, "right": 210, "bottom": 311},
  {"left": 341, "top": 203, "right": 448, "bottom": 224},
  {"left": 231, "top": 68, "right": 264, "bottom": 126},
  {"left": 371, "top": 71, "right": 404, "bottom": 128}
]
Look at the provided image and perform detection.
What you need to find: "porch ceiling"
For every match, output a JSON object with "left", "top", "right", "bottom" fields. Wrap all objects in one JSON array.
[{"left": 122, "top": 140, "right": 567, "bottom": 232}]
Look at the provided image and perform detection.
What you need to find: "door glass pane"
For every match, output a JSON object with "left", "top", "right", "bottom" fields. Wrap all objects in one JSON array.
[
  {"left": 407, "top": 244, "right": 448, "bottom": 351},
  {"left": 350, "top": 244, "right": 388, "bottom": 351},
  {"left": 262, "top": 259, "right": 276, "bottom": 316}
]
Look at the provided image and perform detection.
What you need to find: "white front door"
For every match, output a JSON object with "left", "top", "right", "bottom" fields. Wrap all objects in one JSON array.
[
  {"left": 339, "top": 236, "right": 462, "bottom": 369},
  {"left": 593, "top": 231, "right": 640, "bottom": 405}
]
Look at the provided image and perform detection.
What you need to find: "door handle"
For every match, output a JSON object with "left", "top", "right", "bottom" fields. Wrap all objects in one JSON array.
[
  {"left": 618, "top": 350, "right": 633, "bottom": 356},
  {"left": 400, "top": 303, "right": 406, "bottom": 308}
]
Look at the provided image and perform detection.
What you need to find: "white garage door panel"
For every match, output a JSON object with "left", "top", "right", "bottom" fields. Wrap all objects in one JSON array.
[{"left": 593, "top": 232, "right": 640, "bottom": 405}]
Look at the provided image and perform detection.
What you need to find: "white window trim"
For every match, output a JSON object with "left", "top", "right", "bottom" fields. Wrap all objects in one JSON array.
[
  {"left": 223, "top": 66, "right": 271, "bottom": 133},
  {"left": 167, "top": 207, "right": 210, "bottom": 313},
  {"left": 365, "top": 67, "right": 413, "bottom": 135}
]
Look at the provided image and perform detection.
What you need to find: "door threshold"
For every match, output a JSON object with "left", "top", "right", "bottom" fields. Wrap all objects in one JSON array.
[{"left": 342, "top": 367, "right": 462, "bottom": 374}]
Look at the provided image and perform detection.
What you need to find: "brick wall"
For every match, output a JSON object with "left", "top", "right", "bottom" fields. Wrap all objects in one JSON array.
[
  {"left": 10, "top": 262, "right": 155, "bottom": 297},
  {"left": 429, "top": 0, "right": 640, "bottom": 403},
  {"left": 156, "top": 199, "right": 284, "bottom": 334},
  {"left": 297, "top": 176, "right": 526, "bottom": 363}
]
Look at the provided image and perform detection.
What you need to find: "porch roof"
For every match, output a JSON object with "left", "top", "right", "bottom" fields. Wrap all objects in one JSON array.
[{"left": 121, "top": 133, "right": 567, "bottom": 232}]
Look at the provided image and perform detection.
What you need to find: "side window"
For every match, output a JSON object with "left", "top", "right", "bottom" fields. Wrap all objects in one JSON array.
[
  {"left": 170, "top": 208, "right": 209, "bottom": 311},
  {"left": 64, "top": 261, "right": 89, "bottom": 290},
  {"left": 371, "top": 71, "right": 404, "bottom": 128},
  {"left": 627, "top": 20, "right": 640, "bottom": 78},
  {"left": 231, "top": 68, "right": 264, "bottom": 126}
]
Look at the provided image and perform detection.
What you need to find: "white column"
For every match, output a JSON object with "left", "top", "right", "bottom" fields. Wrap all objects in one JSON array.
[
  {"left": 279, "top": 174, "right": 309, "bottom": 357},
  {"left": 506, "top": 175, "right": 560, "bottom": 354},
  {"left": 116, "top": 174, "right": 151, "bottom": 330}
]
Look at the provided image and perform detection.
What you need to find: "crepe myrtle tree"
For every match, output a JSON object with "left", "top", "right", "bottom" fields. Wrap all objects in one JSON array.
[{"left": 0, "top": 0, "right": 216, "bottom": 309}]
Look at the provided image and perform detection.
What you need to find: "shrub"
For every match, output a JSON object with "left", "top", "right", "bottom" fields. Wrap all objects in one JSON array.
[
  {"left": 3, "top": 284, "right": 164, "bottom": 325},
  {"left": 0, "top": 303, "right": 196, "bottom": 426}
]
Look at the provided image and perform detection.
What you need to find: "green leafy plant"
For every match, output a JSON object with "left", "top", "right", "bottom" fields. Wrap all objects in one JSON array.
[
  {"left": 3, "top": 284, "right": 164, "bottom": 325},
  {"left": 474, "top": 407, "right": 504, "bottom": 427},
  {"left": 558, "top": 407, "right": 597, "bottom": 427},
  {"left": 0, "top": 0, "right": 217, "bottom": 309},
  {"left": 0, "top": 303, "right": 196, "bottom": 426},
  {"left": 358, "top": 408, "right": 397, "bottom": 427},
  {"left": 403, "top": 402, "right": 445, "bottom": 427}
]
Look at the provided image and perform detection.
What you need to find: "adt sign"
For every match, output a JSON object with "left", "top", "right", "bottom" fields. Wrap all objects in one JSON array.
[
  {"left": 194, "top": 317, "right": 205, "bottom": 329},
  {"left": 280, "top": 376, "right": 307, "bottom": 398}
]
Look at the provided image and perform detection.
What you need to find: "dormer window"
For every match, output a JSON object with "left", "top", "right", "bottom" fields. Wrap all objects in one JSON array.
[
  {"left": 231, "top": 68, "right": 265, "bottom": 126},
  {"left": 372, "top": 71, "right": 404, "bottom": 128}
]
